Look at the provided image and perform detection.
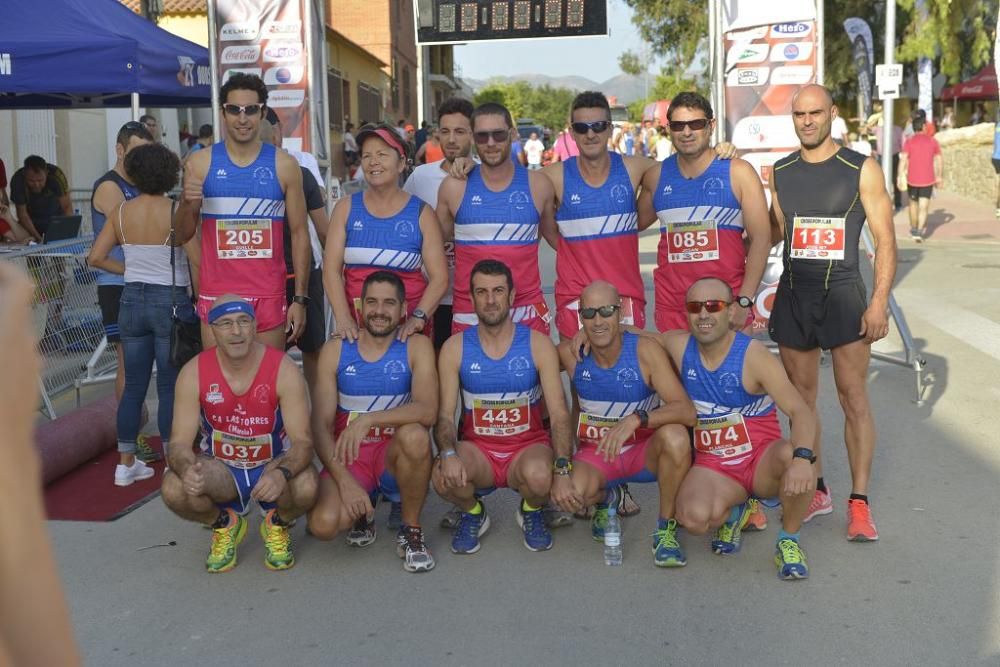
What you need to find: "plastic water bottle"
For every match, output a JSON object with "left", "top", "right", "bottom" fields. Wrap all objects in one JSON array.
[{"left": 603, "top": 505, "right": 623, "bottom": 566}]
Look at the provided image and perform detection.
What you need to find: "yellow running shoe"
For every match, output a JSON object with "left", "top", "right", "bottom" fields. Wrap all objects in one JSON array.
[
  {"left": 744, "top": 498, "right": 768, "bottom": 532},
  {"left": 206, "top": 509, "right": 247, "bottom": 573},
  {"left": 260, "top": 509, "right": 295, "bottom": 570}
]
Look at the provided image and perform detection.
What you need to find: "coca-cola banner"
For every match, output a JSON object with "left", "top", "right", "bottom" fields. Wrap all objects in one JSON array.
[{"left": 211, "top": 0, "right": 313, "bottom": 153}]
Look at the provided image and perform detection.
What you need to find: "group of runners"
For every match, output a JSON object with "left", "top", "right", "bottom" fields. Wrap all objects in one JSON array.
[{"left": 155, "top": 73, "right": 897, "bottom": 581}]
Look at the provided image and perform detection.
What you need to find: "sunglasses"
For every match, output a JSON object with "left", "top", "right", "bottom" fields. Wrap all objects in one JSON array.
[
  {"left": 571, "top": 120, "right": 611, "bottom": 134},
  {"left": 669, "top": 118, "right": 710, "bottom": 133},
  {"left": 473, "top": 129, "right": 510, "bottom": 145},
  {"left": 685, "top": 300, "right": 731, "bottom": 314},
  {"left": 223, "top": 103, "right": 263, "bottom": 117},
  {"left": 580, "top": 304, "right": 620, "bottom": 320},
  {"left": 122, "top": 121, "right": 145, "bottom": 131}
]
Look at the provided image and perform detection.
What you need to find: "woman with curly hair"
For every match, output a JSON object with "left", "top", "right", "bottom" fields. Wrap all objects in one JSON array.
[{"left": 88, "top": 143, "right": 197, "bottom": 486}]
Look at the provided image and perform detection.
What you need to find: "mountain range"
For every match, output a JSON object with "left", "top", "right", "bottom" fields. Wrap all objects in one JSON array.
[{"left": 462, "top": 72, "right": 654, "bottom": 104}]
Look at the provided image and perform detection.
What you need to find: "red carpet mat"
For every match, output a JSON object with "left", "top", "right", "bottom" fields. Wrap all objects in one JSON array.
[{"left": 44, "top": 437, "right": 165, "bottom": 522}]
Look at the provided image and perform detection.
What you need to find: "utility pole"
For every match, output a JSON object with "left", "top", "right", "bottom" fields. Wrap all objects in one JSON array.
[{"left": 881, "top": 1, "right": 896, "bottom": 193}]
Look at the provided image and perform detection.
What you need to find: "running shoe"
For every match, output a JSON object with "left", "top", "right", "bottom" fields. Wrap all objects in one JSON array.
[
  {"left": 774, "top": 538, "right": 809, "bottom": 580},
  {"left": 134, "top": 434, "right": 163, "bottom": 463},
  {"left": 712, "top": 502, "right": 751, "bottom": 555},
  {"left": 451, "top": 505, "right": 490, "bottom": 554},
  {"left": 205, "top": 509, "right": 247, "bottom": 573},
  {"left": 387, "top": 501, "right": 402, "bottom": 530},
  {"left": 744, "top": 498, "right": 768, "bottom": 532},
  {"left": 803, "top": 487, "right": 833, "bottom": 523},
  {"left": 591, "top": 504, "right": 609, "bottom": 542},
  {"left": 617, "top": 484, "right": 641, "bottom": 517},
  {"left": 910, "top": 228, "right": 923, "bottom": 243},
  {"left": 114, "top": 459, "right": 155, "bottom": 487},
  {"left": 259, "top": 510, "right": 295, "bottom": 571},
  {"left": 515, "top": 505, "right": 553, "bottom": 552},
  {"left": 847, "top": 499, "right": 879, "bottom": 542},
  {"left": 397, "top": 525, "right": 436, "bottom": 572},
  {"left": 652, "top": 519, "right": 686, "bottom": 567},
  {"left": 346, "top": 514, "right": 377, "bottom": 547}
]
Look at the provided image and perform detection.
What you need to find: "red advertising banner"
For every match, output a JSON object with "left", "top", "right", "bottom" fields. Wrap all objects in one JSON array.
[
  {"left": 212, "top": 0, "right": 312, "bottom": 153},
  {"left": 722, "top": 16, "right": 818, "bottom": 338}
]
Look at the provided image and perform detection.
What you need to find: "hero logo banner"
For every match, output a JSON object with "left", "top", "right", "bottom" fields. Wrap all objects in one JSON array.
[{"left": 213, "top": 0, "right": 313, "bottom": 152}]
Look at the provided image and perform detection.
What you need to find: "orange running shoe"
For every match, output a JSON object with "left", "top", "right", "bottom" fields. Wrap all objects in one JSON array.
[
  {"left": 802, "top": 487, "right": 833, "bottom": 523},
  {"left": 744, "top": 498, "right": 768, "bottom": 532},
  {"left": 847, "top": 499, "right": 879, "bottom": 542}
]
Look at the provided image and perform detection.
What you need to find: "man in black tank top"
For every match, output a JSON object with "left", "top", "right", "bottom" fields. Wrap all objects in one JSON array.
[{"left": 767, "top": 84, "right": 897, "bottom": 543}]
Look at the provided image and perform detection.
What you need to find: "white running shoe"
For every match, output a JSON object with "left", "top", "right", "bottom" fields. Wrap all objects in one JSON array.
[{"left": 114, "top": 459, "right": 155, "bottom": 487}]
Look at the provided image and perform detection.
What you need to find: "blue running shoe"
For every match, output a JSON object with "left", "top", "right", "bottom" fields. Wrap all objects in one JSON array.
[
  {"left": 450, "top": 504, "right": 491, "bottom": 555},
  {"left": 516, "top": 505, "right": 553, "bottom": 552},
  {"left": 774, "top": 538, "right": 809, "bottom": 580},
  {"left": 712, "top": 502, "right": 751, "bottom": 555},
  {"left": 652, "top": 519, "right": 686, "bottom": 567}
]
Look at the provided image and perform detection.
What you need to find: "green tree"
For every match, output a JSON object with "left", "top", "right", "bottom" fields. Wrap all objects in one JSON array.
[{"left": 474, "top": 81, "right": 579, "bottom": 136}]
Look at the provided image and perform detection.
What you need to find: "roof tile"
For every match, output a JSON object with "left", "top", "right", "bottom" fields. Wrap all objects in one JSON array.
[{"left": 120, "top": 0, "right": 206, "bottom": 14}]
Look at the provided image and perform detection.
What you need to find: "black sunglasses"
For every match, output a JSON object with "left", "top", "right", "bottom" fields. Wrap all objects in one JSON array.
[
  {"left": 669, "top": 118, "right": 710, "bottom": 132},
  {"left": 571, "top": 120, "right": 611, "bottom": 134},
  {"left": 223, "top": 103, "right": 263, "bottom": 117},
  {"left": 580, "top": 304, "right": 620, "bottom": 320},
  {"left": 473, "top": 129, "right": 510, "bottom": 145}
]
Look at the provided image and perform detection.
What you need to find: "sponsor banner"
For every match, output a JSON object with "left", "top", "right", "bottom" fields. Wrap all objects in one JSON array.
[
  {"left": 726, "top": 42, "right": 770, "bottom": 67},
  {"left": 769, "top": 41, "right": 813, "bottom": 63},
  {"left": 843, "top": 17, "right": 874, "bottom": 120},
  {"left": 770, "top": 22, "right": 813, "bottom": 39},
  {"left": 918, "top": 58, "right": 933, "bottom": 121},
  {"left": 726, "top": 66, "right": 771, "bottom": 87},
  {"left": 723, "top": 0, "right": 816, "bottom": 32},
  {"left": 213, "top": 0, "right": 312, "bottom": 152}
]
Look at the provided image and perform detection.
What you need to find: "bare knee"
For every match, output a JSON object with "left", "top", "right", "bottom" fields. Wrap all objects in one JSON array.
[
  {"left": 653, "top": 425, "right": 692, "bottom": 465},
  {"left": 517, "top": 459, "right": 552, "bottom": 498},
  {"left": 288, "top": 466, "right": 319, "bottom": 508},
  {"left": 837, "top": 385, "right": 871, "bottom": 421},
  {"left": 675, "top": 497, "right": 713, "bottom": 535},
  {"left": 395, "top": 424, "right": 431, "bottom": 462},
  {"left": 308, "top": 501, "right": 348, "bottom": 541},
  {"left": 161, "top": 471, "right": 187, "bottom": 510}
]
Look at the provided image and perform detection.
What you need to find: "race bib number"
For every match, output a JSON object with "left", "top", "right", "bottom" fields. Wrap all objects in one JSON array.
[
  {"left": 472, "top": 397, "right": 530, "bottom": 437},
  {"left": 694, "top": 413, "right": 752, "bottom": 459},
  {"left": 211, "top": 432, "right": 273, "bottom": 469},
  {"left": 577, "top": 413, "right": 620, "bottom": 444},
  {"left": 444, "top": 241, "right": 456, "bottom": 271},
  {"left": 216, "top": 219, "right": 273, "bottom": 259},
  {"left": 790, "top": 216, "right": 845, "bottom": 260},
  {"left": 571, "top": 297, "right": 636, "bottom": 330},
  {"left": 348, "top": 410, "right": 395, "bottom": 442},
  {"left": 665, "top": 220, "right": 719, "bottom": 263}
]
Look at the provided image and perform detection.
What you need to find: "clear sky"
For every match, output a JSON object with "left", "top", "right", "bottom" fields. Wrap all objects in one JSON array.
[{"left": 453, "top": 0, "right": 642, "bottom": 83}]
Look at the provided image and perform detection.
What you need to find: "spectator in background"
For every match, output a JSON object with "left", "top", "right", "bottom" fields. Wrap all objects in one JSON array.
[
  {"left": 396, "top": 119, "right": 408, "bottom": 139},
  {"left": 510, "top": 129, "right": 526, "bottom": 166},
  {"left": 10, "top": 155, "right": 72, "bottom": 242},
  {"left": 405, "top": 123, "right": 416, "bottom": 146},
  {"left": 552, "top": 125, "right": 580, "bottom": 162},
  {"left": 190, "top": 124, "right": 213, "bottom": 153},
  {"left": 524, "top": 131, "right": 545, "bottom": 170},
  {"left": 939, "top": 105, "right": 955, "bottom": 131},
  {"left": 87, "top": 143, "right": 197, "bottom": 486},
  {"left": 619, "top": 122, "right": 635, "bottom": 155},
  {"left": 0, "top": 157, "right": 22, "bottom": 242},
  {"left": 415, "top": 126, "right": 444, "bottom": 165},
  {"left": 344, "top": 122, "right": 359, "bottom": 171},
  {"left": 415, "top": 120, "right": 430, "bottom": 152},
  {"left": 653, "top": 125, "right": 672, "bottom": 161},
  {"left": 971, "top": 102, "right": 987, "bottom": 125},
  {"left": 993, "top": 117, "right": 1000, "bottom": 218},
  {"left": 830, "top": 109, "right": 849, "bottom": 146},
  {"left": 898, "top": 110, "right": 943, "bottom": 242},
  {"left": 848, "top": 130, "right": 872, "bottom": 156},
  {"left": 875, "top": 122, "right": 904, "bottom": 210},
  {"left": 140, "top": 114, "right": 160, "bottom": 142}
]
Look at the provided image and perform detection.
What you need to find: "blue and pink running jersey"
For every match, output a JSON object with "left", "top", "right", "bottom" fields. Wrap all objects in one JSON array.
[{"left": 334, "top": 338, "right": 412, "bottom": 446}]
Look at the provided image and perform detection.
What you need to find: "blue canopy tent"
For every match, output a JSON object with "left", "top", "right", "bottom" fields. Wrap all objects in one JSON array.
[{"left": 1, "top": 0, "right": 211, "bottom": 108}]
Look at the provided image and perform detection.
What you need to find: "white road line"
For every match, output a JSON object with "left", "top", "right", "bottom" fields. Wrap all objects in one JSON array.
[{"left": 902, "top": 293, "right": 1000, "bottom": 362}]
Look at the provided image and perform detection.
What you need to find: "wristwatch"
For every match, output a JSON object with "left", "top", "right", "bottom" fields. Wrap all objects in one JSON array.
[
  {"left": 276, "top": 465, "right": 293, "bottom": 480},
  {"left": 736, "top": 295, "right": 754, "bottom": 308},
  {"left": 633, "top": 409, "right": 649, "bottom": 429},
  {"left": 412, "top": 308, "right": 428, "bottom": 321},
  {"left": 553, "top": 456, "right": 573, "bottom": 475},
  {"left": 792, "top": 448, "right": 817, "bottom": 464},
  {"left": 292, "top": 295, "right": 310, "bottom": 306}
]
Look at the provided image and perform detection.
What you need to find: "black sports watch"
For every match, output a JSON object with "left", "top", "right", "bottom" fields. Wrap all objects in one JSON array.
[
  {"left": 792, "top": 448, "right": 817, "bottom": 464},
  {"left": 276, "top": 465, "right": 293, "bottom": 480},
  {"left": 736, "top": 295, "right": 754, "bottom": 308},
  {"left": 292, "top": 295, "right": 310, "bottom": 306},
  {"left": 412, "top": 308, "right": 428, "bottom": 321},
  {"left": 634, "top": 409, "right": 649, "bottom": 429},
  {"left": 553, "top": 456, "right": 573, "bottom": 475}
]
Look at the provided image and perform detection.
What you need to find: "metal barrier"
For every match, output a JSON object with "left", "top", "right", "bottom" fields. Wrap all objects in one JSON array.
[{"left": 0, "top": 236, "right": 115, "bottom": 419}]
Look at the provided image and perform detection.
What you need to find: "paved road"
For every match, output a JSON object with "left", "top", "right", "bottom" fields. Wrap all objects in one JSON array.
[{"left": 50, "top": 194, "right": 1000, "bottom": 666}]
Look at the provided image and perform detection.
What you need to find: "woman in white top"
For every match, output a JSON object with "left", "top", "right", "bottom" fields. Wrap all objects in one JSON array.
[{"left": 88, "top": 143, "right": 196, "bottom": 486}]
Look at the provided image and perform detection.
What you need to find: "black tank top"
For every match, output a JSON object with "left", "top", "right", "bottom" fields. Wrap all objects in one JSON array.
[{"left": 773, "top": 147, "right": 867, "bottom": 289}]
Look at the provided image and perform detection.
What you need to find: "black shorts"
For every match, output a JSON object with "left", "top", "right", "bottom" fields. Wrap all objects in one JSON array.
[
  {"left": 992, "top": 158, "right": 1000, "bottom": 174},
  {"left": 908, "top": 185, "right": 933, "bottom": 200},
  {"left": 97, "top": 284, "right": 124, "bottom": 343},
  {"left": 285, "top": 267, "right": 326, "bottom": 354},
  {"left": 433, "top": 304, "right": 453, "bottom": 350},
  {"left": 768, "top": 280, "right": 867, "bottom": 351}
]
